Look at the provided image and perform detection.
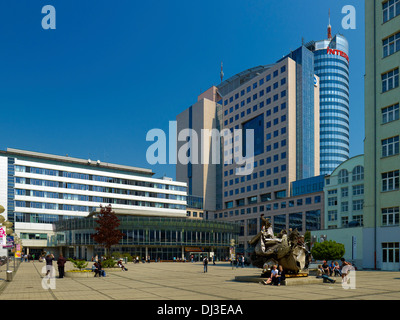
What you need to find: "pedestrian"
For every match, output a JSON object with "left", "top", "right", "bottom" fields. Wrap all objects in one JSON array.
[
  {"left": 340, "top": 257, "right": 352, "bottom": 280},
  {"left": 45, "top": 253, "right": 55, "bottom": 277},
  {"left": 203, "top": 256, "right": 208, "bottom": 273},
  {"left": 241, "top": 256, "right": 245, "bottom": 268},
  {"left": 57, "top": 254, "right": 67, "bottom": 278}
]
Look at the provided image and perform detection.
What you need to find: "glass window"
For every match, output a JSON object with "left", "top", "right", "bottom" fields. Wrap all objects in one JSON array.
[
  {"left": 352, "top": 166, "right": 364, "bottom": 181},
  {"left": 382, "top": 136, "right": 399, "bottom": 157},
  {"left": 383, "top": 0, "right": 400, "bottom": 22},
  {"left": 338, "top": 170, "right": 349, "bottom": 184},
  {"left": 382, "top": 170, "right": 400, "bottom": 191},
  {"left": 382, "top": 31, "right": 400, "bottom": 57},
  {"left": 243, "top": 113, "right": 264, "bottom": 157},
  {"left": 382, "top": 103, "right": 399, "bottom": 124},
  {"left": 382, "top": 207, "right": 399, "bottom": 226},
  {"left": 382, "top": 68, "right": 399, "bottom": 92},
  {"left": 328, "top": 210, "right": 337, "bottom": 221},
  {"left": 352, "top": 184, "right": 364, "bottom": 196}
]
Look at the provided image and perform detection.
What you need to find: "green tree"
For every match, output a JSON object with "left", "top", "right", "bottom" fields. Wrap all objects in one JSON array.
[
  {"left": 91, "top": 205, "right": 125, "bottom": 258},
  {"left": 311, "top": 240, "right": 345, "bottom": 261}
]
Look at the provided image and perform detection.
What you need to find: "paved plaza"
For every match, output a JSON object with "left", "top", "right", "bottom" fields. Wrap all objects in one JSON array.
[{"left": 0, "top": 260, "right": 399, "bottom": 300}]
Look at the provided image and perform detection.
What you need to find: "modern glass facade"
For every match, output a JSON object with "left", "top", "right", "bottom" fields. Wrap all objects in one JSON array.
[
  {"left": 308, "top": 34, "right": 350, "bottom": 175},
  {"left": 53, "top": 215, "right": 239, "bottom": 261},
  {"left": 282, "top": 46, "right": 317, "bottom": 179}
]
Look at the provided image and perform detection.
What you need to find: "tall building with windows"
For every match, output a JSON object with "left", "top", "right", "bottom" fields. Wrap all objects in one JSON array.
[
  {"left": 306, "top": 29, "right": 350, "bottom": 175},
  {"left": 364, "top": 0, "right": 400, "bottom": 270},
  {"left": 176, "top": 51, "right": 323, "bottom": 255}
]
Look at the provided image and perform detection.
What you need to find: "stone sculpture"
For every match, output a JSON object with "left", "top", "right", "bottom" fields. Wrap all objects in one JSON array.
[{"left": 248, "top": 214, "right": 310, "bottom": 275}]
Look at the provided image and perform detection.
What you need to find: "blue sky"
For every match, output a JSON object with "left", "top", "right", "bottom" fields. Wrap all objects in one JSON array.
[{"left": 0, "top": 0, "right": 364, "bottom": 179}]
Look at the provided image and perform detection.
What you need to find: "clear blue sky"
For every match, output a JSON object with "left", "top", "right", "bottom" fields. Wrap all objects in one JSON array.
[{"left": 0, "top": 0, "right": 365, "bottom": 179}]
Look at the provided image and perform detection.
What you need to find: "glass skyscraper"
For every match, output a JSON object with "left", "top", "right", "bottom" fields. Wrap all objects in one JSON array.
[{"left": 306, "top": 33, "right": 350, "bottom": 175}]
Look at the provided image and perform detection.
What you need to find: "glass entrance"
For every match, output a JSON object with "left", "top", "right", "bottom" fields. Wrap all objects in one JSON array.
[
  {"left": 189, "top": 252, "right": 208, "bottom": 262},
  {"left": 382, "top": 242, "right": 400, "bottom": 270}
]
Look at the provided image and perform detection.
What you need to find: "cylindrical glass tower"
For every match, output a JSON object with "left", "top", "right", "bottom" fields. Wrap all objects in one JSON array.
[{"left": 312, "top": 34, "right": 350, "bottom": 175}]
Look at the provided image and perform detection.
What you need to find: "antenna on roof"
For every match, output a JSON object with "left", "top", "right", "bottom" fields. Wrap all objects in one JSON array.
[
  {"left": 327, "top": 8, "right": 332, "bottom": 40},
  {"left": 220, "top": 62, "right": 224, "bottom": 83}
]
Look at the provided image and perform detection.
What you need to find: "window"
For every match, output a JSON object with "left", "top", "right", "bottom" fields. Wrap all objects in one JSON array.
[
  {"left": 341, "top": 187, "right": 349, "bottom": 197},
  {"left": 341, "top": 201, "right": 349, "bottom": 212},
  {"left": 383, "top": 31, "right": 400, "bottom": 57},
  {"left": 382, "top": 207, "right": 399, "bottom": 226},
  {"left": 338, "top": 170, "right": 349, "bottom": 184},
  {"left": 352, "top": 184, "right": 364, "bottom": 196},
  {"left": 382, "top": 68, "right": 399, "bottom": 92},
  {"left": 353, "top": 199, "right": 364, "bottom": 211},
  {"left": 353, "top": 215, "right": 364, "bottom": 226},
  {"left": 328, "top": 210, "right": 337, "bottom": 221},
  {"left": 352, "top": 166, "right": 364, "bottom": 181},
  {"left": 243, "top": 113, "right": 264, "bottom": 157},
  {"left": 382, "top": 170, "right": 399, "bottom": 191},
  {"left": 382, "top": 103, "right": 399, "bottom": 123},
  {"left": 382, "top": 242, "right": 400, "bottom": 264},
  {"left": 328, "top": 197, "right": 338, "bottom": 206},
  {"left": 383, "top": 0, "right": 400, "bottom": 23},
  {"left": 382, "top": 136, "right": 399, "bottom": 157}
]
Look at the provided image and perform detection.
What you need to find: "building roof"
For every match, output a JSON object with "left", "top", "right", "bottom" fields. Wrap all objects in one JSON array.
[{"left": 3, "top": 148, "right": 155, "bottom": 176}]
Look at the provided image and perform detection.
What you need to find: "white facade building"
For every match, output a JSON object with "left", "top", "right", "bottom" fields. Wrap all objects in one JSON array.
[{"left": 0, "top": 148, "right": 187, "bottom": 256}]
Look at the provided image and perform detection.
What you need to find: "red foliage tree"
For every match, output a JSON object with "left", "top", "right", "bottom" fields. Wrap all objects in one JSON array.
[{"left": 91, "top": 205, "right": 125, "bottom": 258}]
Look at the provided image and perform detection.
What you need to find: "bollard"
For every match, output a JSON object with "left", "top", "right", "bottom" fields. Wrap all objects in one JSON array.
[{"left": 6, "top": 270, "right": 13, "bottom": 282}]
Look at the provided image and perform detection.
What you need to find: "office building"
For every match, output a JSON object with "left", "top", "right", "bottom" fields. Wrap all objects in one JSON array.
[
  {"left": 323, "top": 155, "right": 365, "bottom": 230},
  {"left": 364, "top": 0, "right": 400, "bottom": 270},
  {"left": 176, "top": 51, "right": 323, "bottom": 255},
  {"left": 311, "top": 155, "right": 365, "bottom": 268},
  {"left": 305, "top": 22, "right": 351, "bottom": 175},
  {"left": 0, "top": 148, "right": 238, "bottom": 260}
]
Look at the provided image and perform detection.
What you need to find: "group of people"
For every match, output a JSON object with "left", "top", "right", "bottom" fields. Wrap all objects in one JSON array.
[
  {"left": 262, "top": 265, "right": 285, "bottom": 286},
  {"left": 317, "top": 258, "right": 353, "bottom": 283},
  {"left": 40, "top": 253, "right": 68, "bottom": 279},
  {"left": 231, "top": 256, "right": 246, "bottom": 268}
]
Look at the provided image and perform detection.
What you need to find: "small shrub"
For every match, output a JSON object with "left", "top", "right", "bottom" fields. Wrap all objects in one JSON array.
[
  {"left": 68, "top": 258, "right": 88, "bottom": 270},
  {"left": 101, "top": 258, "right": 117, "bottom": 268}
]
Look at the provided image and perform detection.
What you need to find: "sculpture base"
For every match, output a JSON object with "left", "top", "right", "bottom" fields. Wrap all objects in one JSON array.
[
  {"left": 235, "top": 275, "right": 323, "bottom": 286},
  {"left": 260, "top": 270, "right": 309, "bottom": 278}
]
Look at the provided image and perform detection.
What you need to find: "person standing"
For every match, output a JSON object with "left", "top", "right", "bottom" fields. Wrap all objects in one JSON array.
[
  {"left": 57, "top": 254, "right": 67, "bottom": 278},
  {"left": 203, "top": 257, "right": 208, "bottom": 273},
  {"left": 45, "top": 253, "right": 55, "bottom": 277}
]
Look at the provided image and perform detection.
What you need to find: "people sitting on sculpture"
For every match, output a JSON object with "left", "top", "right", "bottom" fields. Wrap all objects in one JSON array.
[{"left": 249, "top": 214, "right": 310, "bottom": 275}]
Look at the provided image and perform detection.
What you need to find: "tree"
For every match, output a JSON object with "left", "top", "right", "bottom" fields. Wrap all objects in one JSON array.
[
  {"left": 311, "top": 240, "right": 345, "bottom": 261},
  {"left": 91, "top": 205, "right": 125, "bottom": 258}
]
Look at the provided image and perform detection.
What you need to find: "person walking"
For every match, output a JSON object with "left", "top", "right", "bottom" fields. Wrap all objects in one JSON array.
[
  {"left": 57, "top": 254, "right": 67, "bottom": 278},
  {"left": 203, "top": 257, "right": 208, "bottom": 273}
]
